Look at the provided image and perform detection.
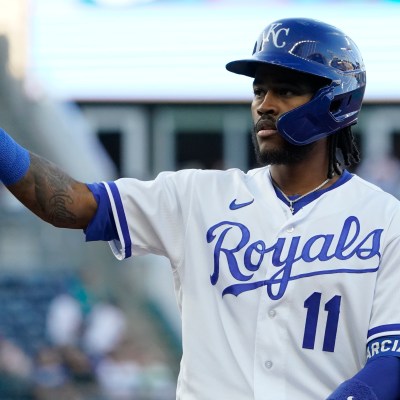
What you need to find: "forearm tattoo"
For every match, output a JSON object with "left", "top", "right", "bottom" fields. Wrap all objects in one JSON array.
[{"left": 30, "top": 154, "right": 78, "bottom": 226}]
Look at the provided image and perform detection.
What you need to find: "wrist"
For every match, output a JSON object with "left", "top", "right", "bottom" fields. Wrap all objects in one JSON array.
[{"left": 0, "top": 128, "right": 30, "bottom": 185}]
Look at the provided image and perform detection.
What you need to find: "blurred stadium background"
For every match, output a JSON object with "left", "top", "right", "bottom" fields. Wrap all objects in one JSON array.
[{"left": 0, "top": 0, "right": 399, "bottom": 399}]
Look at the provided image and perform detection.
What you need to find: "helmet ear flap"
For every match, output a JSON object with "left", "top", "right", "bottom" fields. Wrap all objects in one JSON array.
[
  {"left": 328, "top": 87, "right": 365, "bottom": 124},
  {"left": 277, "top": 83, "right": 364, "bottom": 145}
]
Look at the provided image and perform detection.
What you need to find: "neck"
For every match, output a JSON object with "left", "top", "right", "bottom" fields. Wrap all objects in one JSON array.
[
  {"left": 266, "top": 136, "right": 342, "bottom": 195},
  {"left": 269, "top": 158, "right": 339, "bottom": 196}
]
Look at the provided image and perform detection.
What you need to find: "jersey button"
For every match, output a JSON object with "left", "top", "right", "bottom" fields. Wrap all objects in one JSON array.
[
  {"left": 264, "top": 361, "right": 273, "bottom": 369},
  {"left": 268, "top": 309, "right": 276, "bottom": 318},
  {"left": 286, "top": 226, "right": 295, "bottom": 233}
]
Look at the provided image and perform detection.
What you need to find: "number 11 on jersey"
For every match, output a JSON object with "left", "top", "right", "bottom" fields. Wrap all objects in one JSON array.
[{"left": 302, "top": 292, "right": 342, "bottom": 352}]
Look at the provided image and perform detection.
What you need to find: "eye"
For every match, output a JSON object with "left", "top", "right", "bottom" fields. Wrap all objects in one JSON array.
[
  {"left": 253, "top": 87, "right": 265, "bottom": 98},
  {"left": 276, "top": 87, "right": 296, "bottom": 97}
]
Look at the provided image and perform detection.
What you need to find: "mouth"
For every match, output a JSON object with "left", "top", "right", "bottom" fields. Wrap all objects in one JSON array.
[
  {"left": 257, "top": 128, "right": 278, "bottom": 138},
  {"left": 255, "top": 119, "right": 278, "bottom": 138}
]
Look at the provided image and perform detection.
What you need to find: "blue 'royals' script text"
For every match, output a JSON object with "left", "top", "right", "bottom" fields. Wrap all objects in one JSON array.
[{"left": 206, "top": 216, "right": 382, "bottom": 300}]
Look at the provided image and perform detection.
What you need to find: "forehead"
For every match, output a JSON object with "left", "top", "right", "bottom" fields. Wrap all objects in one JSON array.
[{"left": 253, "top": 64, "right": 327, "bottom": 87}]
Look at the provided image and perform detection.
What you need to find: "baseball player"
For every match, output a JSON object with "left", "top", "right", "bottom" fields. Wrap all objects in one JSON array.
[{"left": 1, "top": 17, "right": 399, "bottom": 399}]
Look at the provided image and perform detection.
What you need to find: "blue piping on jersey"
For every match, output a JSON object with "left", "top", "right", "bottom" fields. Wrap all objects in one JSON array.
[
  {"left": 368, "top": 324, "right": 400, "bottom": 339},
  {"left": 107, "top": 182, "right": 132, "bottom": 259}
]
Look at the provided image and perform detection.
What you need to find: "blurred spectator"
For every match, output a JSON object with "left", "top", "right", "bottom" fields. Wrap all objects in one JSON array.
[
  {"left": 139, "top": 350, "right": 176, "bottom": 400},
  {"left": 58, "top": 345, "right": 98, "bottom": 399},
  {"left": 0, "top": 336, "right": 32, "bottom": 378},
  {"left": 32, "top": 346, "right": 81, "bottom": 400},
  {"left": 0, "top": 337, "right": 34, "bottom": 399},
  {"left": 95, "top": 339, "right": 143, "bottom": 400},
  {"left": 82, "top": 299, "right": 128, "bottom": 360},
  {"left": 59, "top": 345, "right": 94, "bottom": 384},
  {"left": 356, "top": 153, "right": 400, "bottom": 198},
  {"left": 95, "top": 338, "right": 175, "bottom": 400},
  {"left": 46, "top": 293, "right": 83, "bottom": 348},
  {"left": 0, "top": 271, "right": 176, "bottom": 399}
]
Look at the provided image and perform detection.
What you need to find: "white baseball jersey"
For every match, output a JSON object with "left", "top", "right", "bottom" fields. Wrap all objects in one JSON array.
[{"left": 98, "top": 166, "right": 400, "bottom": 400}]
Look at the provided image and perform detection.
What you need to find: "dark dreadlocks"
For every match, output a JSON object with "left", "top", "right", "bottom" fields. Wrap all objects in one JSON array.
[{"left": 327, "top": 126, "right": 360, "bottom": 179}]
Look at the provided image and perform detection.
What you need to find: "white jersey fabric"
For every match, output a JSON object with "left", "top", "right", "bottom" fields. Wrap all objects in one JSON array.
[{"left": 101, "top": 166, "right": 400, "bottom": 400}]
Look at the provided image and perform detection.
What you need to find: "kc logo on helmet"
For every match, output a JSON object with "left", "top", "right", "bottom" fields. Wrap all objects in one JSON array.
[{"left": 262, "top": 23, "right": 290, "bottom": 49}]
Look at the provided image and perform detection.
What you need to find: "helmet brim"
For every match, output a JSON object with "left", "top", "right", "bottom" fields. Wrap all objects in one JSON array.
[
  {"left": 226, "top": 54, "right": 337, "bottom": 82},
  {"left": 226, "top": 59, "right": 261, "bottom": 78}
]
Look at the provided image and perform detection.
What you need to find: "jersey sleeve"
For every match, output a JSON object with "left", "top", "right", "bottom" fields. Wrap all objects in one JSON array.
[
  {"left": 96, "top": 170, "right": 197, "bottom": 264},
  {"left": 367, "top": 207, "right": 400, "bottom": 342},
  {"left": 85, "top": 182, "right": 119, "bottom": 242}
]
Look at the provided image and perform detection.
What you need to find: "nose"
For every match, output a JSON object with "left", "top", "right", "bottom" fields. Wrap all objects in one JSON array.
[{"left": 256, "top": 91, "right": 279, "bottom": 117}]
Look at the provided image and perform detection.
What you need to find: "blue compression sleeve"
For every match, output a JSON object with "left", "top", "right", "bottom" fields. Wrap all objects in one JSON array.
[
  {"left": 0, "top": 128, "right": 30, "bottom": 185},
  {"left": 327, "top": 356, "right": 400, "bottom": 400},
  {"left": 327, "top": 378, "right": 378, "bottom": 400},
  {"left": 357, "top": 356, "right": 400, "bottom": 399},
  {"left": 84, "top": 182, "right": 118, "bottom": 241}
]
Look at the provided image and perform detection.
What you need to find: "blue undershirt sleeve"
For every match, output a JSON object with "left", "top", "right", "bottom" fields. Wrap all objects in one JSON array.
[
  {"left": 84, "top": 182, "right": 119, "bottom": 241},
  {"left": 327, "top": 355, "right": 400, "bottom": 399},
  {"left": 357, "top": 355, "right": 400, "bottom": 399}
]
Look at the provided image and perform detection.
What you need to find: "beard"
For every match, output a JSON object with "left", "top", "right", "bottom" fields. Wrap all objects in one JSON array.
[{"left": 252, "top": 125, "right": 316, "bottom": 166}]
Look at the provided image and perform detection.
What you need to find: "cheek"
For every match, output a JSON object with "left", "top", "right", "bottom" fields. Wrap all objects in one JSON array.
[{"left": 251, "top": 102, "right": 259, "bottom": 122}]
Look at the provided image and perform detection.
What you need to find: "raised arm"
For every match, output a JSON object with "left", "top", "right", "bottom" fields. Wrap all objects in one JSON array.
[{"left": 1, "top": 129, "right": 98, "bottom": 229}]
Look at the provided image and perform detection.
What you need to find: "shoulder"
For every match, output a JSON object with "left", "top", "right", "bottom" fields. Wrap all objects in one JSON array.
[
  {"left": 320, "top": 171, "right": 400, "bottom": 223},
  {"left": 347, "top": 173, "right": 400, "bottom": 225},
  {"left": 113, "top": 167, "right": 255, "bottom": 193},
  {"left": 162, "top": 166, "right": 268, "bottom": 183},
  {"left": 351, "top": 173, "right": 400, "bottom": 202}
]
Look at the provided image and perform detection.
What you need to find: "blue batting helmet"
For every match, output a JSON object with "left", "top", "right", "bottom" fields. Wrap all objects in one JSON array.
[{"left": 226, "top": 18, "right": 366, "bottom": 145}]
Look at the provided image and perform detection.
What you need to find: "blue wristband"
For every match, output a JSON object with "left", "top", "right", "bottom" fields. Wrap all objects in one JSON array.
[{"left": 0, "top": 128, "right": 30, "bottom": 185}]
